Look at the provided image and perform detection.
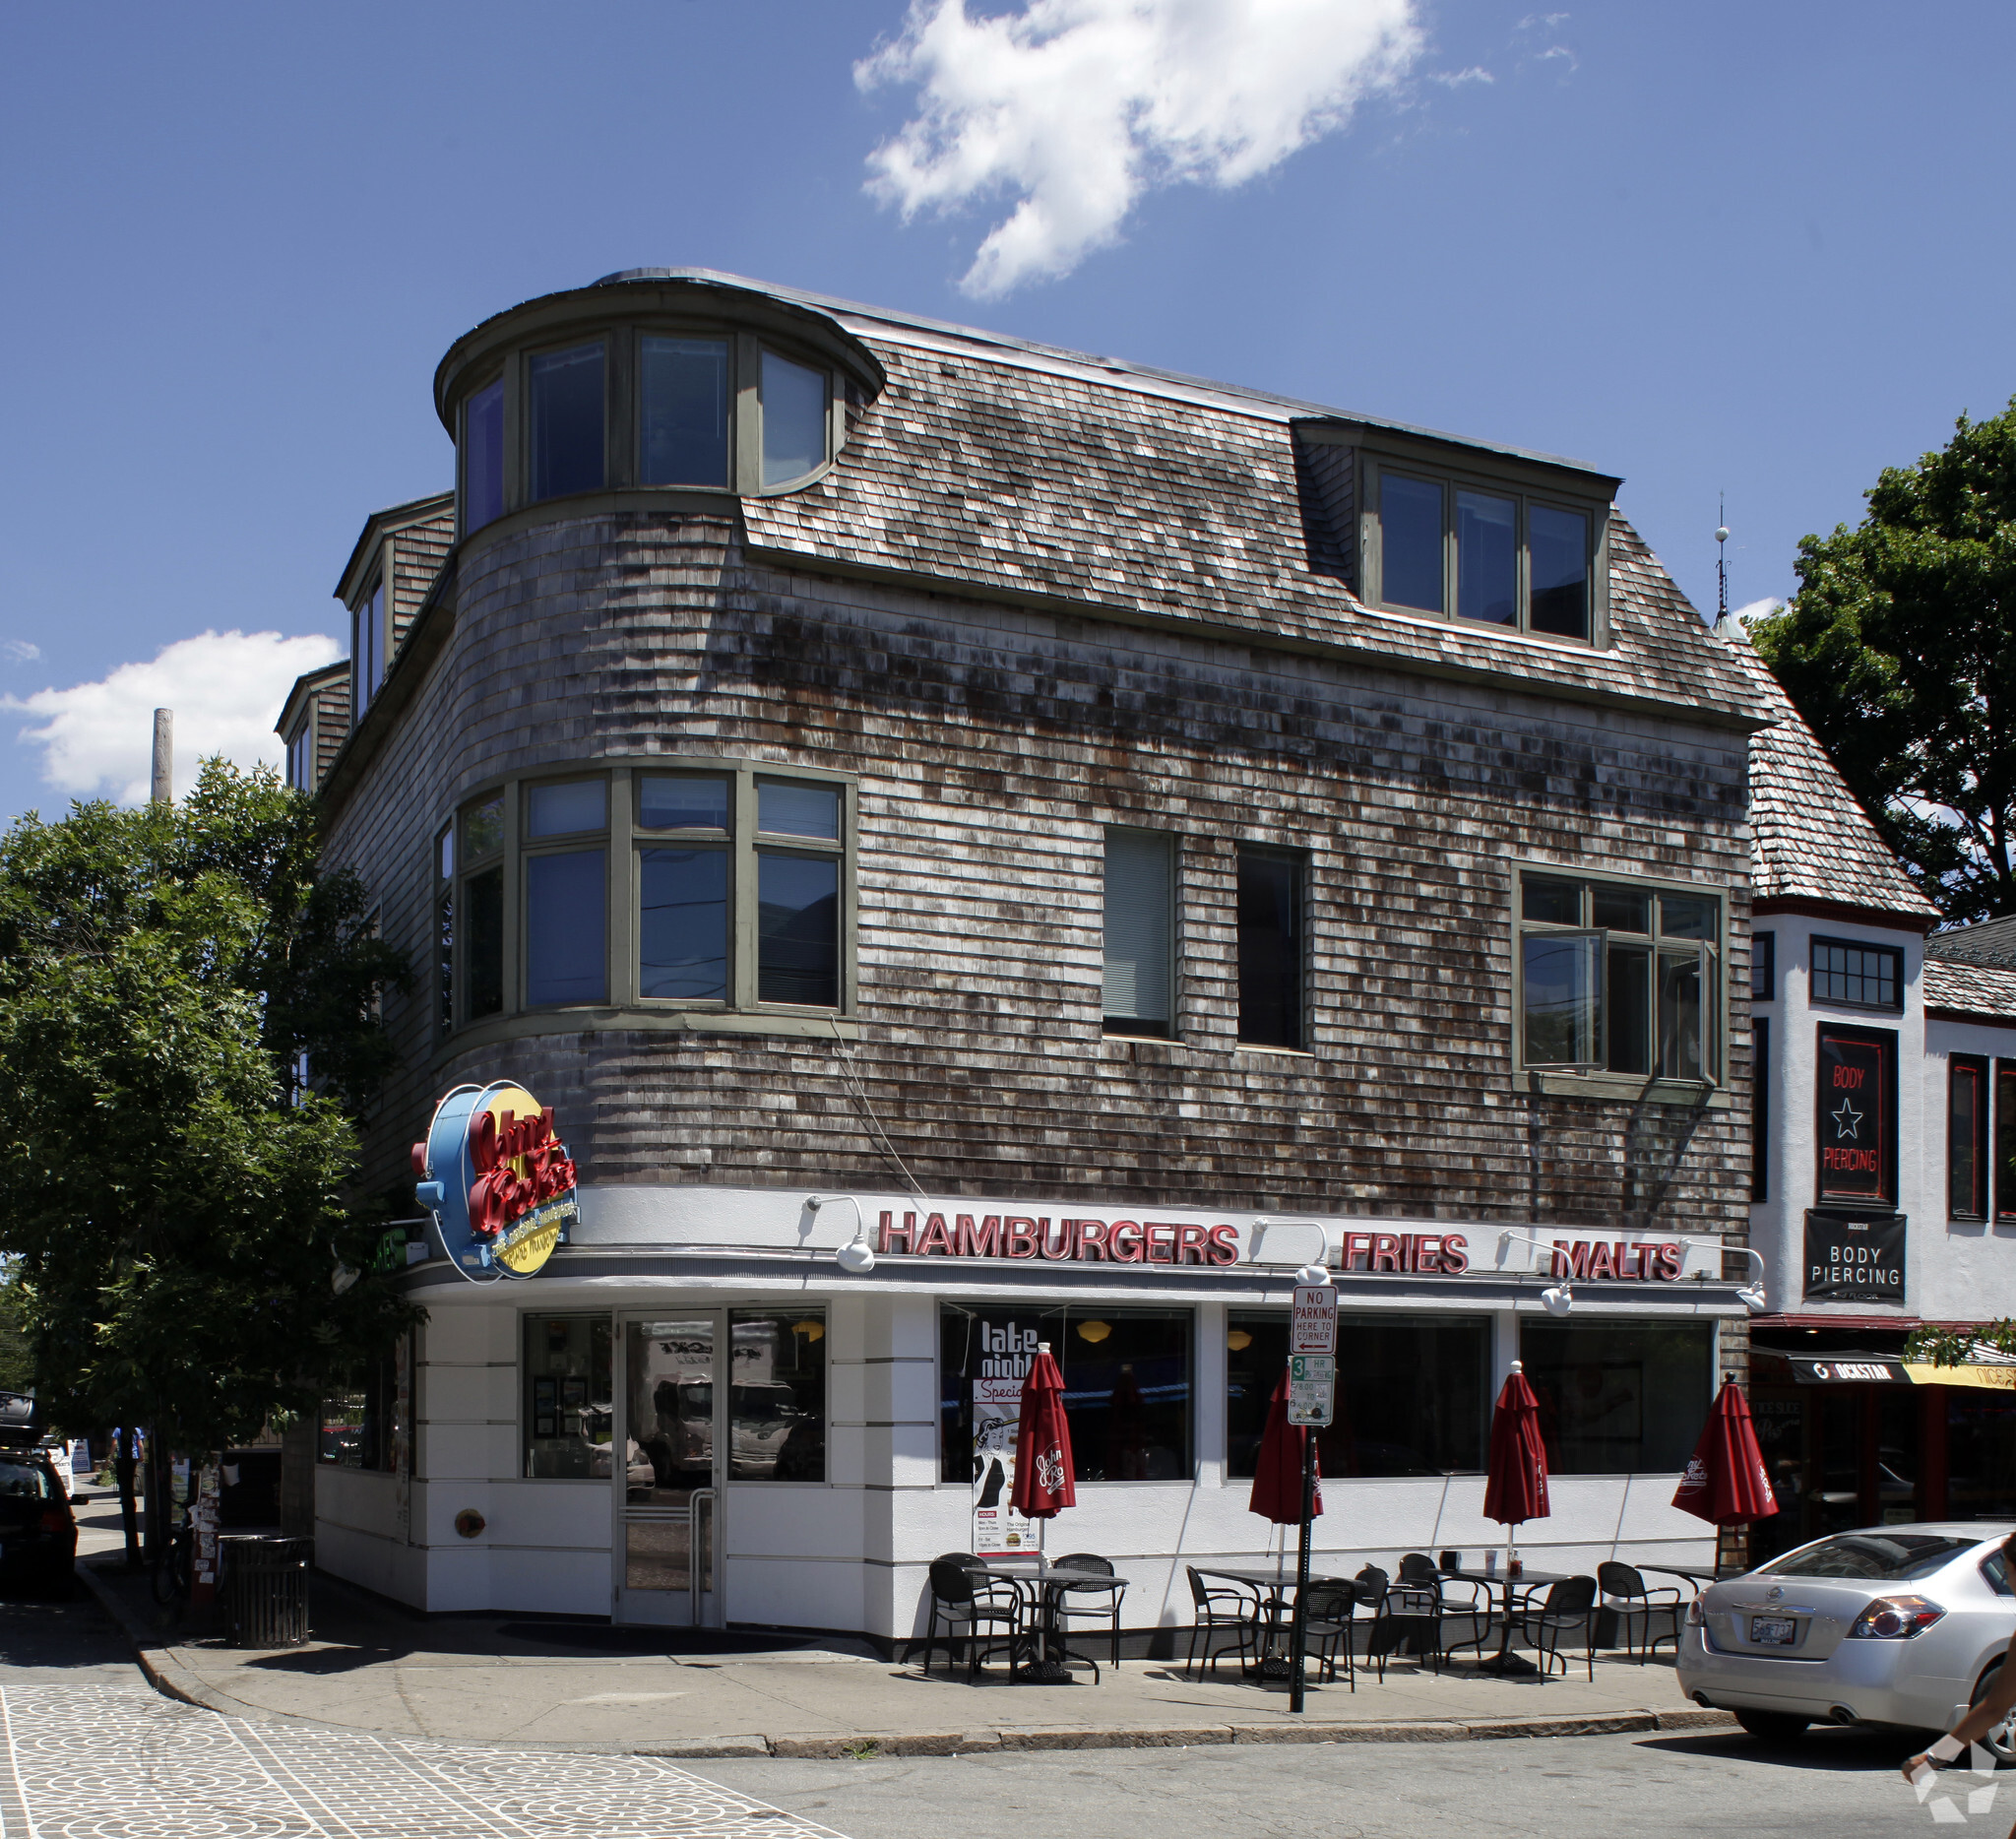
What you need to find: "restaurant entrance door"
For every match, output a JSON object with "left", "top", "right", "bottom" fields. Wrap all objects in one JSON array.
[{"left": 615, "top": 1313, "right": 723, "bottom": 1626}]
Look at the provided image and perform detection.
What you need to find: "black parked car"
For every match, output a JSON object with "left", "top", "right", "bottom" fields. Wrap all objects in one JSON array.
[{"left": 0, "top": 1449, "right": 76, "bottom": 1597}]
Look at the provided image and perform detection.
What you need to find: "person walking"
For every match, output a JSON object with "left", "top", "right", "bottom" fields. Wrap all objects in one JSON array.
[{"left": 1903, "top": 1532, "right": 2016, "bottom": 1827}]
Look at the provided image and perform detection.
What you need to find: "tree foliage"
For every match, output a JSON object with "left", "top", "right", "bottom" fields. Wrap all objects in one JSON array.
[
  {"left": 0, "top": 760, "right": 418, "bottom": 1449},
  {"left": 1749, "top": 398, "right": 2016, "bottom": 923}
]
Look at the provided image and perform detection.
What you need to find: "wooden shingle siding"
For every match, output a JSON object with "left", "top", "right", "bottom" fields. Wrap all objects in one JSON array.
[
  {"left": 311, "top": 672, "right": 350, "bottom": 793},
  {"left": 390, "top": 511, "right": 455, "bottom": 656},
  {"left": 1292, "top": 434, "right": 1355, "bottom": 588},
  {"left": 329, "top": 510, "right": 1752, "bottom": 1244}
]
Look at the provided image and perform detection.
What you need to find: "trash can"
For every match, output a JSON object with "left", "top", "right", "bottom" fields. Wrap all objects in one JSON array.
[{"left": 219, "top": 1535, "right": 311, "bottom": 1648}]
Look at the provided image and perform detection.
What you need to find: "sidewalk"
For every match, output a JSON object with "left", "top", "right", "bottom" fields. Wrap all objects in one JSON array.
[{"left": 78, "top": 1557, "right": 1730, "bottom": 1761}]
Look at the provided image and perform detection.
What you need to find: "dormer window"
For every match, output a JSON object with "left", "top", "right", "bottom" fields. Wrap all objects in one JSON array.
[
  {"left": 1369, "top": 460, "right": 1597, "bottom": 642},
  {"left": 351, "top": 573, "right": 385, "bottom": 722},
  {"left": 437, "top": 278, "right": 883, "bottom": 541}
]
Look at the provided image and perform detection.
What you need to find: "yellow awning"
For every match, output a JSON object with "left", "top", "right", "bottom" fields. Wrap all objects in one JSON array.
[{"left": 1904, "top": 1363, "right": 2016, "bottom": 1390}]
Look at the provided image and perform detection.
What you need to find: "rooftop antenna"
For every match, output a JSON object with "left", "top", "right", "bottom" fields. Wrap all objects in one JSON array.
[
  {"left": 1716, "top": 496, "right": 1731, "bottom": 625},
  {"left": 150, "top": 708, "right": 173, "bottom": 806}
]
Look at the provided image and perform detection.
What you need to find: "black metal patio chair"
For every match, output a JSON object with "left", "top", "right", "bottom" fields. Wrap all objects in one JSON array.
[
  {"left": 1299, "top": 1581, "right": 1356, "bottom": 1690},
  {"left": 919, "top": 1553, "right": 1021, "bottom": 1679},
  {"left": 1367, "top": 1578, "right": 1445, "bottom": 1680},
  {"left": 1597, "top": 1560, "right": 1686, "bottom": 1663},
  {"left": 1051, "top": 1552, "right": 1128, "bottom": 1670},
  {"left": 1515, "top": 1574, "right": 1601, "bottom": 1680},
  {"left": 1184, "top": 1565, "right": 1262, "bottom": 1680}
]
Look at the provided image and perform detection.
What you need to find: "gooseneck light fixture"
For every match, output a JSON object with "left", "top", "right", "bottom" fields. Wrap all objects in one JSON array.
[
  {"left": 1540, "top": 1279, "right": 1574, "bottom": 1316},
  {"left": 808, "top": 1195, "right": 876, "bottom": 1274}
]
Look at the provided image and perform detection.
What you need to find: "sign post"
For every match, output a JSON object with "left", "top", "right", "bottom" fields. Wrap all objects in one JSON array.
[{"left": 1287, "top": 1282, "right": 1337, "bottom": 1714}]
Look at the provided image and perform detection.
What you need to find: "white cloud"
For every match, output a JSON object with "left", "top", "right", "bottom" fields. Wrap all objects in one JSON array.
[
  {"left": 0, "top": 640, "right": 41, "bottom": 665},
  {"left": 4, "top": 628, "right": 343, "bottom": 807},
  {"left": 856, "top": 0, "right": 1423, "bottom": 297},
  {"left": 1733, "top": 597, "right": 1783, "bottom": 626},
  {"left": 1428, "top": 65, "right": 1493, "bottom": 87}
]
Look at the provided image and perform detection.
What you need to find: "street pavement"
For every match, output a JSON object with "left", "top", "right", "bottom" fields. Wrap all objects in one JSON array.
[
  {"left": 0, "top": 1593, "right": 843, "bottom": 1837},
  {"left": 0, "top": 1582, "right": 1975, "bottom": 1839},
  {"left": 702, "top": 1726, "right": 1961, "bottom": 1838}
]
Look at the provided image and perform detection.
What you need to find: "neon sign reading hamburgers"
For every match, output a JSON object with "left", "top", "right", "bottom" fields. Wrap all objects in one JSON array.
[{"left": 412, "top": 1082, "right": 579, "bottom": 1280}]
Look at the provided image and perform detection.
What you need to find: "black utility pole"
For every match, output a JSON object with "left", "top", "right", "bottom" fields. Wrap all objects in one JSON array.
[{"left": 1287, "top": 1427, "right": 1316, "bottom": 1713}]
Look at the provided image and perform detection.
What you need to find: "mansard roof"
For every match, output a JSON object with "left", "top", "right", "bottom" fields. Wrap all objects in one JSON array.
[
  {"left": 728, "top": 278, "right": 1765, "bottom": 729},
  {"left": 1720, "top": 624, "right": 1937, "bottom": 922}
]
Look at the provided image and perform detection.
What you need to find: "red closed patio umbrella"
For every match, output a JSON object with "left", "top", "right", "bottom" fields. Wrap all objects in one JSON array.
[
  {"left": 1482, "top": 1361, "right": 1550, "bottom": 1530},
  {"left": 1672, "top": 1378, "right": 1779, "bottom": 1525},
  {"left": 1248, "top": 1369, "right": 1323, "bottom": 1525},
  {"left": 1011, "top": 1344, "right": 1076, "bottom": 1519}
]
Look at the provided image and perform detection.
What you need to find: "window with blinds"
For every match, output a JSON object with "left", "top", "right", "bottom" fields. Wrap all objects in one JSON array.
[{"left": 1102, "top": 828, "right": 1173, "bottom": 1037}]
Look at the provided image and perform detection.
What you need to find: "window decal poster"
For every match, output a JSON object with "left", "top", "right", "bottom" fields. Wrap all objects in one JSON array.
[
  {"left": 968, "top": 1320, "right": 1038, "bottom": 1557},
  {"left": 1815, "top": 1027, "right": 1896, "bottom": 1205}
]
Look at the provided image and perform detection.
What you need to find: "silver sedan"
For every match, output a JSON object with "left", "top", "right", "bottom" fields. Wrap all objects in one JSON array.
[{"left": 1675, "top": 1523, "right": 2016, "bottom": 1749}]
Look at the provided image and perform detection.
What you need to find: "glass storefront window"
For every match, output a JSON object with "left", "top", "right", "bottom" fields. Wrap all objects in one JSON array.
[
  {"left": 525, "top": 1314, "right": 614, "bottom": 1479},
  {"left": 727, "top": 1309, "right": 826, "bottom": 1482},
  {"left": 1227, "top": 1312, "right": 1487, "bottom": 1479},
  {"left": 939, "top": 1304, "right": 1192, "bottom": 1485},
  {"left": 1520, "top": 1319, "right": 1713, "bottom": 1473},
  {"left": 318, "top": 1339, "right": 405, "bottom": 1472},
  {"left": 1949, "top": 1389, "right": 2016, "bottom": 1520}
]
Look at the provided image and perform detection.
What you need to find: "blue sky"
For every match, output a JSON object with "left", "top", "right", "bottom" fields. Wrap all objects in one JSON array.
[{"left": 0, "top": 0, "right": 2010, "bottom": 820}]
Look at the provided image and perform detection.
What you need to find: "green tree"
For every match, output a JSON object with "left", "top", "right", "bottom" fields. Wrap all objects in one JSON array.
[
  {"left": 0, "top": 761, "right": 418, "bottom": 1467},
  {"left": 1749, "top": 398, "right": 2016, "bottom": 923}
]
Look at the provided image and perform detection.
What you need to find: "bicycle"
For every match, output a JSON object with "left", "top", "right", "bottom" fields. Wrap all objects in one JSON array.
[{"left": 150, "top": 1497, "right": 195, "bottom": 1606}]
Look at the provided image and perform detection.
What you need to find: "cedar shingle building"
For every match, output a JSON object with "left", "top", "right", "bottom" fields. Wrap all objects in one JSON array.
[
  {"left": 1728, "top": 628, "right": 2016, "bottom": 1558},
  {"left": 282, "top": 271, "right": 1763, "bottom": 1636}
]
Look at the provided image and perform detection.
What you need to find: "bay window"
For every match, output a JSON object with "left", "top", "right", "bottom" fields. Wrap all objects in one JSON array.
[
  {"left": 451, "top": 316, "right": 859, "bottom": 534},
  {"left": 445, "top": 759, "right": 851, "bottom": 1035},
  {"left": 462, "top": 377, "right": 505, "bottom": 534},
  {"left": 1516, "top": 870, "right": 1724, "bottom": 1083},
  {"left": 528, "top": 342, "right": 606, "bottom": 502}
]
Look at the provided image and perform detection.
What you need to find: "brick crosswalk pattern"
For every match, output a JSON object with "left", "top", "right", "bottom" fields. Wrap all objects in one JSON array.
[{"left": 0, "top": 1680, "right": 847, "bottom": 1839}]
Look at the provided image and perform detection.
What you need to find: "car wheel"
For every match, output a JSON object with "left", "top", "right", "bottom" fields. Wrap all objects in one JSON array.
[
  {"left": 1733, "top": 1708, "right": 1811, "bottom": 1742},
  {"left": 1971, "top": 1664, "right": 2016, "bottom": 1766}
]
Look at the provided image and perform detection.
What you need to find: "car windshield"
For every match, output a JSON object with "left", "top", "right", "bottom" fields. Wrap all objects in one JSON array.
[
  {"left": 0, "top": 1460, "right": 53, "bottom": 1500},
  {"left": 1767, "top": 1533, "right": 1973, "bottom": 1581}
]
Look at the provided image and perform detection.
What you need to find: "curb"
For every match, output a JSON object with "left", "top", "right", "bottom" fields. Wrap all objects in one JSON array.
[
  {"left": 75, "top": 1564, "right": 1734, "bottom": 1760},
  {"left": 74, "top": 1560, "right": 236, "bottom": 1718},
  {"left": 747, "top": 1706, "right": 1733, "bottom": 1761}
]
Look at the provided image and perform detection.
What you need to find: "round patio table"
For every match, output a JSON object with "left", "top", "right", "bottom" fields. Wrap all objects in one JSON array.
[
  {"left": 971, "top": 1558, "right": 1123, "bottom": 1682},
  {"left": 1442, "top": 1566, "right": 1572, "bottom": 1677}
]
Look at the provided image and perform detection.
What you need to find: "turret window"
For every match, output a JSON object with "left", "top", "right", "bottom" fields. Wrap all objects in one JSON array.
[{"left": 528, "top": 342, "right": 605, "bottom": 502}]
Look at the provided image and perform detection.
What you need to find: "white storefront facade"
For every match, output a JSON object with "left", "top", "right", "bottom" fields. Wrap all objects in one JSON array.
[{"left": 316, "top": 1178, "right": 1742, "bottom": 1647}]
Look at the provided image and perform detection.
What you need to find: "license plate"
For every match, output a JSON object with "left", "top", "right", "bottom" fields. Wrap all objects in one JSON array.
[{"left": 1749, "top": 1615, "right": 1797, "bottom": 1646}]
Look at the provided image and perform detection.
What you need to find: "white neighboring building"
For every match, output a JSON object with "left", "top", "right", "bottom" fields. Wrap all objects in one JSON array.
[{"left": 1728, "top": 630, "right": 2016, "bottom": 1559}]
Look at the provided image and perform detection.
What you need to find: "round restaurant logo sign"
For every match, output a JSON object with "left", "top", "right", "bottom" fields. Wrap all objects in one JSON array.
[{"left": 412, "top": 1082, "right": 580, "bottom": 1281}]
